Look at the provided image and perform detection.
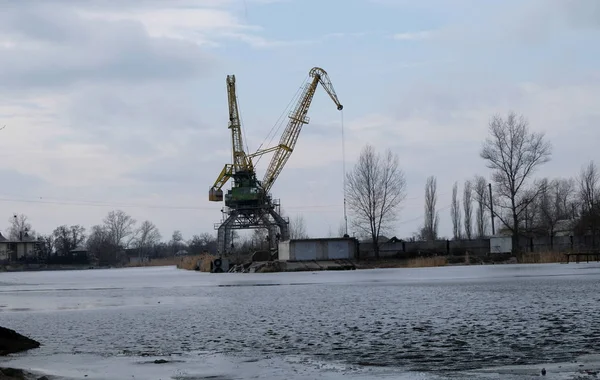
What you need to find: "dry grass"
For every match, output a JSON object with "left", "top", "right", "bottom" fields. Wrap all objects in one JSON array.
[
  {"left": 518, "top": 251, "right": 567, "bottom": 264},
  {"left": 124, "top": 257, "right": 182, "bottom": 268},
  {"left": 177, "top": 254, "right": 216, "bottom": 271},
  {"left": 356, "top": 256, "right": 448, "bottom": 269},
  {"left": 401, "top": 256, "right": 448, "bottom": 268},
  {"left": 125, "top": 254, "right": 216, "bottom": 271}
]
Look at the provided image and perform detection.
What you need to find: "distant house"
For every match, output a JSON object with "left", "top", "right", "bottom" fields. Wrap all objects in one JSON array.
[
  {"left": 124, "top": 248, "right": 149, "bottom": 265},
  {"left": 0, "top": 232, "right": 40, "bottom": 262},
  {"left": 70, "top": 245, "right": 88, "bottom": 256},
  {"left": 554, "top": 219, "right": 576, "bottom": 237},
  {"left": 359, "top": 236, "right": 390, "bottom": 244}
]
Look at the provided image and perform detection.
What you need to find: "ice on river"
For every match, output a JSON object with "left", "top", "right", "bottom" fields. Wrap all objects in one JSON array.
[{"left": 1, "top": 264, "right": 599, "bottom": 379}]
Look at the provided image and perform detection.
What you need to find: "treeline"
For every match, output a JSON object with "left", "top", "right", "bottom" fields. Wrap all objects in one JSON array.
[
  {"left": 341, "top": 111, "right": 598, "bottom": 257},
  {"left": 7, "top": 210, "right": 218, "bottom": 265},
  {"left": 6, "top": 210, "right": 310, "bottom": 265},
  {"left": 414, "top": 112, "right": 599, "bottom": 251}
]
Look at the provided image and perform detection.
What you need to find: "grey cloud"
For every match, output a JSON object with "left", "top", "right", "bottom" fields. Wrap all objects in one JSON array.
[
  {"left": 0, "top": 3, "right": 216, "bottom": 91},
  {"left": 0, "top": 0, "right": 232, "bottom": 11},
  {"left": 126, "top": 139, "right": 227, "bottom": 188},
  {"left": 0, "top": 169, "right": 47, "bottom": 197},
  {"left": 557, "top": 0, "right": 600, "bottom": 29},
  {"left": 60, "top": 81, "right": 223, "bottom": 157}
]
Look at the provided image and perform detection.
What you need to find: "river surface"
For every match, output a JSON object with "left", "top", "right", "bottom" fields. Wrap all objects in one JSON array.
[{"left": 1, "top": 264, "right": 600, "bottom": 379}]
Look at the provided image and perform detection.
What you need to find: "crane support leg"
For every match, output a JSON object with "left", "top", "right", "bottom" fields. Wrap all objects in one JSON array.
[
  {"left": 214, "top": 199, "right": 290, "bottom": 258},
  {"left": 217, "top": 209, "right": 240, "bottom": 255}
]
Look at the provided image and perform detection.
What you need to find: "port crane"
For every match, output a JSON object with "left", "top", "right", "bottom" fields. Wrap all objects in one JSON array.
[{"left": 209, "top": 67, "right": 343, "bottom": 255}]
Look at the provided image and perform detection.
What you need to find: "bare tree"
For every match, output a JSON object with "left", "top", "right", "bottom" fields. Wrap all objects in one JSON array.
[
  {"left": 521, "top": 185, "right": 543, "bottom": 234},
  {"left": 8, "top": 213, "right": 34, "bottom": 240},
  {"left": 53, "top": 225, "right": 86, "bottom": 256},
  {"left": 170, "top": 230, "right": 184, "bottom": 254},
  {"left": 188, "top": 233, "right": 217, "bottom": 255},
  {"left": 103, "top": 210, "right": 137, "bottom": 248},
  {"left": 37, "top": 234, "right": 55, "bottom": 258},
  {"left": 422, "top": 175, "right": 439, "bottom": 241},
  {"left": 345, "top": 144, "right": 407, "bottom": 258},
  {"left": 289, "top": 215, "right": 309, "bottom": 239},
  {"left": 337, "top": 220, "right": 347, "bottom": 237},
  {"left": 578, "top": 161, "right": 599, "bottom": 213},
  {"left": 451, "top": 182, "right": 462, "bottom": 240},
  {"left": 86, "top": 225, "right": 120, "bottom": 265},
  {"left": 463, "top": 180, "right": 473, "bottom": 239},
  {"left": 537, "top": 178, "right": 575, "bottom": 241},
  {"left": 135, "top": 221, "right": 161, "bottom": 257},
  {"left": 577, "top": 161, "right": 600, "bottom": 244},
  {"left": 251, "top": 229, "right": 268, "bottom": 250},
  {"left": 473, "top": 175, "right": 489, "bottom": 237},
  {"left": 480, "top": 111, "right": 552, "bottom": 252}
]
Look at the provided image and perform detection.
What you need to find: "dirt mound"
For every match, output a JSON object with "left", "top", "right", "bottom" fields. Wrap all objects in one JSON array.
[{"left": 0, "top": 326, "right": 40, "bottom": 356}]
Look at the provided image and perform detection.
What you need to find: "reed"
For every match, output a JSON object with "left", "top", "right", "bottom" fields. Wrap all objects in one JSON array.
[
  {"left": 124, "top": 254, "right": 216, "bottom": 271},
  {"left": 518, "top": 251, "right": 566, "bottom": 264},
  {"left": 124, "top": 256, "right": 181, "bottom": 268},
  {"left": 401, "top": 256, "right": 448, "bottom": 268},
  {"left": 176, "top": 254, "right": 216, "bottom": 271}
]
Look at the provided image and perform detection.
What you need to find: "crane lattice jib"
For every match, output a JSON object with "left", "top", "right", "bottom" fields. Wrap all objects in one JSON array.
[
  {"left": 227, "top": 75, "right": 253, "bottom": 173},
  {"left": 261, "top": 67, "right": 343, "bottom": 193}
]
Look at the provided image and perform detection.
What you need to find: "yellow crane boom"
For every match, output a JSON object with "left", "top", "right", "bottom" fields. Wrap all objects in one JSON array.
[
  {"left": 227, "top": 75, "right": 253, "bottom": 173},
  {"left": 209, "top": 75, "right": 253, "bottom": 202},
  {"left": 260, "top": 67, "right": 343, "bottom": 193}
]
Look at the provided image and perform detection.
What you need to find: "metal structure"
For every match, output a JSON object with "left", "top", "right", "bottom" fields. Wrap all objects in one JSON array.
[{"left": 209, "top": 67, "right": 343, "bottom": 255}]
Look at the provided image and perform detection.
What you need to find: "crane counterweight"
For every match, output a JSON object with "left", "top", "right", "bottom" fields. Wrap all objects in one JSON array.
[{"left": 209, "top": 67, "right": 343, "bottom": 256}]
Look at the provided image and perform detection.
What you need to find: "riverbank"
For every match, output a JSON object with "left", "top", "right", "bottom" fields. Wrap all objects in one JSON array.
[
  {"left": 174, "top": 251, "right": 571, "bottom": 273},
  {"left": 0, "top": 264, "right": 100, "bottom": 273},
  {"left": 0, "top": 367, "right": 48, "bottom": 380},
  {"left": 0, "top": 327, "right": 45, "bottom": 380},
  {"left": 0, "top": 251, "right": 571, "bottom": 274}
]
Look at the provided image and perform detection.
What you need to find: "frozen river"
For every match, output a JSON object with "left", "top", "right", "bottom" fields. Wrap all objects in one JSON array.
[{"left": 1, "top": 263, "right": 600, "bottom": 379}]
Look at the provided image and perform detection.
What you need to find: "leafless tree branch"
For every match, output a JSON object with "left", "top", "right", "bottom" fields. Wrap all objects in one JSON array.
[
  {"left": 451, "top": 181, "right": 462, "bottom": 240},
  {"left": 422, "top": 175, "right": 439, "bottom": 241},
  {"left": 463, "top": 180, "right": 473, "bottom": 239},
  {"left": 473, "top": 175, "right": 489, "bottom": 237},
  {"left": 480, "top": 111, "right": 552, "bottom": 251},
  {"left": 346, "top": 144, "right": 407, "bottom": 257}
]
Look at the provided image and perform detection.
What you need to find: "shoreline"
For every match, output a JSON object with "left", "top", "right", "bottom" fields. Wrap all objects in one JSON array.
[
  {"left": 0, "top": 251, "right": 577, "bottom": 274},
  {"left": 0, "top": 367, "right": 49, "bottom": 380}
]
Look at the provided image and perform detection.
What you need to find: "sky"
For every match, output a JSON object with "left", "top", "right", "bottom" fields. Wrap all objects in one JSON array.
[{"left": 0, "top": 0, "right": 599, "bottom": 242}]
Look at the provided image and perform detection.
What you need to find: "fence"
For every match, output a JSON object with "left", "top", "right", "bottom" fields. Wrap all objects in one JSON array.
[
  {"left": 358, "top": 235, "right": 599, "bottom": 259},
  {"left": 517, "top": 235, "right": 598, "bottom": 253}
]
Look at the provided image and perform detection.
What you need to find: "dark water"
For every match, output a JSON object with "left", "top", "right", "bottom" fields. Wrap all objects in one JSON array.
[{"left": 1, "top": 264, "right": 600, "bottom": 379}]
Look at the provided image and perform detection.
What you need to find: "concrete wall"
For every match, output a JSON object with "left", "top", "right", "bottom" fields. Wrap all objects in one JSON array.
[
  {"left": 278, "top": 238, "right": 357, "bottom": 261},
  {"left": 359, "top": 238, "right": 491, "bottom": 258},
  {"left": 490, "top": 237, "right": 512, "bottom": 253}
]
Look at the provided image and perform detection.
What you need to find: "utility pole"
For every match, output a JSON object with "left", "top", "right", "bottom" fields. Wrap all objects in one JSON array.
[{"left": 488, "top": 183, "right": 495, "bottom": 236}]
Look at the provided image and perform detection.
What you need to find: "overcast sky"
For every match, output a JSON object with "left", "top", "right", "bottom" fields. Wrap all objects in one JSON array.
[{"left": 0, "top": 0, "right": 598, "bottom": 241}]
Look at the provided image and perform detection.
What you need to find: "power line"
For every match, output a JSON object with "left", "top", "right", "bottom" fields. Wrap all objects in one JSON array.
[
  {"left": 0, "top": 194, "right": 446, "bottom": 220},
  {"left": 397, "top": 203, "right": 452, "bottom": 225},
  {"left": 0, "top": 189, "right": 451, "bottom": 210},
  {"left": 0, "top": 195, "right": 349, "bottom": 212}
]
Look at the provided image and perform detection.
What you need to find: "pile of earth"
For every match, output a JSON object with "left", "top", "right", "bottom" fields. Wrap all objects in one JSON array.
[
  {"left": 0, "top": 326, "right": 45, "bottom": 380},
  {"left": 0, "top": 327, "right": 40, "bottom": 356}
]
